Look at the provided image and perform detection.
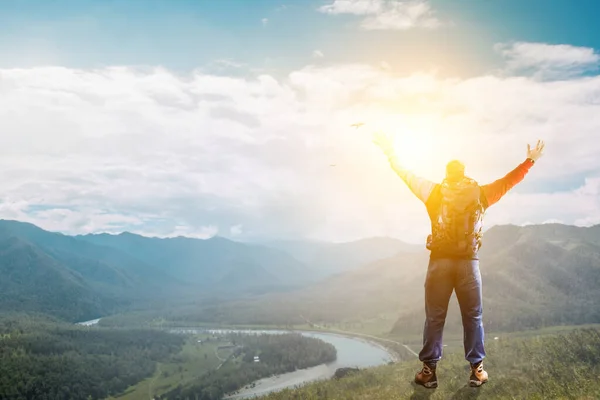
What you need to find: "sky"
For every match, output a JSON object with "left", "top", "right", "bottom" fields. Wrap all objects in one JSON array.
[{"left": 0, "top": 0, "right": 600, "bottom": 244}]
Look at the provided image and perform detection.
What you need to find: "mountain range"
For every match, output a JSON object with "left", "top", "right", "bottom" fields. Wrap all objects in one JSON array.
[
  {"left": 282, "top": 223, "right": 600, "bottom": 334},
  {"left": 263, "top": 237, "right": 421, "bottom": 278},
  {"left": 0, "top": 219, "right": 410, "bottom": 321},
  {"left": 152, "top": 223, "right": 600, "bottom": 335},
  {"left": 2, "top": 217, "right": 600, "bottom": 334}
]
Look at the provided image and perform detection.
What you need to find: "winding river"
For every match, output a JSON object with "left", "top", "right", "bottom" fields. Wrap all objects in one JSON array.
[
  {"left": 76, "top": 320, "right": 396, "bottom": 399},
  {"left": 170, "top": 328, "right": 395, "bottom": 399}
]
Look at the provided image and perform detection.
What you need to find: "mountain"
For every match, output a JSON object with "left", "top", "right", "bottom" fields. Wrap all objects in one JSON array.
[
  {"left": 0, "top": 220, "right": 184, "bottom": 321},
  {"left": 77, "top": 231, "right": 314, "bottom": 291},
  {"left": 0, "top": 220, "right": 178, "bottom": 293},
  {"left": 169, "top": 223, "right": 600, "bottom": 333},
  {"left": 5, "top": 217, "right": 600, "bottom": 332},
  {"left": 264, "top": 237, "right": 422, "bottom": 278},
  {"left": 0, "top": 236, "right": 111, "bottom": 321},
  {"left": 390, "top": 223, "right": 600, "bottom": 334},
  {"left": 0, "top": 219, "right": 323, "bottom": 321}
]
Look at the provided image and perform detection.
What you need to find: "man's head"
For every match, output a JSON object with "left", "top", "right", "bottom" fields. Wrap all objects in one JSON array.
[{"left": 445, "top": 160, "right": 465, "bottom": 182}]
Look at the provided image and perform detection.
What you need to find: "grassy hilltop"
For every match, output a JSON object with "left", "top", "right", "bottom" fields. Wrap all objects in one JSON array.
[{"left": 261, "top": 328, "right": 600, "bottom": 400}]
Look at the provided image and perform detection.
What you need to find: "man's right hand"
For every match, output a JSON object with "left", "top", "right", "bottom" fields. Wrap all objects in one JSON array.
[
  {"left": 372, "top": 131, "right": 395, "bottom": 158},
  {"left": 527, "top": 139, "right": 545, "bottom": 162}
]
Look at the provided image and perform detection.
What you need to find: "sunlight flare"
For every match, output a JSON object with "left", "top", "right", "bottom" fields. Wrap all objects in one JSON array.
[{"left": 371, "top": 114, "right": 448, "bottom": 178}]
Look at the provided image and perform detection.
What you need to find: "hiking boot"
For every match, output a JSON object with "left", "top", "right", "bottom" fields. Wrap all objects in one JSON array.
[
  {"left": 415, "top": 362, "right": 438, "bottom": 388},
  {"left": 469, "top": 361, "right": 488, "bottom": 387}
]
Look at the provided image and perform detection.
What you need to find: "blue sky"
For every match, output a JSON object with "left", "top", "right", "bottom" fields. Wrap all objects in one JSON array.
[
  {"left": 1, "top": 0, "right": 599, "bottom": 75},
  {"left": 0, "top": 0, "right": 599, "bottom": 242}
]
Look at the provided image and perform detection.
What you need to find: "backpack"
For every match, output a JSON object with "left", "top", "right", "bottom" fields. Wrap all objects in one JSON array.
[{"left": 427, "top": 177, "right": 485, "bottom": 256}]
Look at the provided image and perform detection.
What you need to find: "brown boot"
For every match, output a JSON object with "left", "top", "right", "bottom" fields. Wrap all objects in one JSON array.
[
  {"left": 469, "top": 361, "right": 488, "bottom": 387},
  {"left": 415, "top": 362, "right": 438, "bottom": 388}
]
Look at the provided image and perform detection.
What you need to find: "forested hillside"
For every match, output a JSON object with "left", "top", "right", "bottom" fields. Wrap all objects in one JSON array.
[{"left": 0, "top": 314, "right": 184, "bottom": 400}]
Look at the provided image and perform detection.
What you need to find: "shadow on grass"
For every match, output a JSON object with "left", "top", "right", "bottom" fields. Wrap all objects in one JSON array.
[
  {"left": 408, "top": 382, "right": 483, "bottom": 400},
  {"left": 409, "top": 382, "right": 435, "bottom": 400},
  {"left": 450, "top": 384, "right": 482, "bottom": 400}
]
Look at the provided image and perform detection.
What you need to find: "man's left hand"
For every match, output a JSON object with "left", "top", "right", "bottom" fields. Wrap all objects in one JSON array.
[{"left": 527, "top": 139, "right": 545, "bottom": 162}]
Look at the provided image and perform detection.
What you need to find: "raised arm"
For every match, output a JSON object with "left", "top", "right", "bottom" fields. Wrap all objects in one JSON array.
[
  {"left": 481, "top": 140, "right": 545, "bottom": 208},
  {"left": 372, "top": 131, "right": 437, "bottom": 204}
]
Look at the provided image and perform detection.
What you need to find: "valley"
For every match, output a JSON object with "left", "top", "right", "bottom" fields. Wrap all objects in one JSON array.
[{"left": 2, "top": 219, "right": 600, "bottom": 399}]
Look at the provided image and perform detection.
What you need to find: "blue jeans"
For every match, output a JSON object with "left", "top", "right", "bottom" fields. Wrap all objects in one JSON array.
[{"left": 418, "top": 258, "right": 486, "bottom": 365}]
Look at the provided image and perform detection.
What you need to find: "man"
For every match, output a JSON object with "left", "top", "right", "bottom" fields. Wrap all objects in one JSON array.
[{"left": 372, "top": 131, "right": 545, "bottom": 388}]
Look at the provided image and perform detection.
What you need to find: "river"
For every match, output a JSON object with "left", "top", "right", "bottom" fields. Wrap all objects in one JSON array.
[
  {"left": 169, "top": 328, "right": 395, "bottom": 399},
  {"left": 75, "top": 320, "right": 396, "bottom": 399}
]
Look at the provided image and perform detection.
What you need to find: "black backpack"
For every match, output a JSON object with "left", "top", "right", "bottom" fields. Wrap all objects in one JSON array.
[{"left": 427, "top": 177, "right": 485, "bottom": 256}]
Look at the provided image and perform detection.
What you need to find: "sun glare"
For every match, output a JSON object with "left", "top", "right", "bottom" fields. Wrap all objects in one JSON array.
[
  {"left": 391, "top": 130, "right": 434, "bottom": 170},
  {"left": 372, "top": 114, "right": 447, "bottom": 179}
]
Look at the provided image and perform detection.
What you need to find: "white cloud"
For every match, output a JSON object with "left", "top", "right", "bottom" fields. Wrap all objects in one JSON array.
[
  {"left": 319, "top": 0, "right": 383, "bottom": 14},
  {"left": 482, "top": 178, "right": 600, "bottom": 232},
  {"left": 312, "top": 50, "right": 325, "bottom": 58},
  {"left": 0, "top": 199, "right": 145, "bottom": 235},
  {"left": 542, "top": 219, "right": 565, "bottom": 224},
  {"left": 1, "top": 42, "right": 600, "bottom": 243},
  {"left": 496, "top": 42, "right": 600, "bottom": 79},
  {"left": 210, "top": 59, "right": 246, "bottom": 69},
  {"left": 318, "top": 0, "right": 444, "bottom": 30},
  {"left": 164, "top": 225, "right": 218, "bottom": 239},
  {"left": 262, "top": 18, "right": 269, "bottom": 26},
  {"left": 230, "top": 224, "right": 243, "bottom": 236}
]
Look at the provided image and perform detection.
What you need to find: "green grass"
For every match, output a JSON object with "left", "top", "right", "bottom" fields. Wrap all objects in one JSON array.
[
  {"left": 109, "top": 335, "right": 234, "bottom": 400},
  {"left": 108, "top": 321, "right": 600, "bottom": 399},
  {"left": 381, "top": 323, "right": 600, "bottom": 357},
  {"left": 260, "top": 328, "right": 600, "bottom": 400}
]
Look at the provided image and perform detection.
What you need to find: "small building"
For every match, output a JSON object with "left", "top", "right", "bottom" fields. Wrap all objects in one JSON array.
[{"left": 253, "top": 356, "right": 260, "bottom": 363}]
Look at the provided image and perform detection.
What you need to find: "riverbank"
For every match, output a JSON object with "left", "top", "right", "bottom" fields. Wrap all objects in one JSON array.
[
  {"left": 76, "top": 317, "right": 404, "bottom": 364},
  {"left": 186, "top": 326, "right": 406, "bottom": 364},
  {"left": 75, "top": 317, "right": 407, "bottom": 398},
  {"left": 201, "top": 326, "right": 413, "bottom": 399},
  {"left": 288, "top": 321, "right": 416, "bottom": 363},
  {"left": 78, "top": 314, "right": 409, "bottom": 360},
  {"left": 224, "top": 364, "right": 333, "bottom": 399},
  {"left": 160, "top": 331, "right": 338, "bottom": 400},
  {"left": 199, "top": 329, "right": 396, "bottom": 399},
  {"left": 291, "top": 329, "right": 406, "bottom": 363}
]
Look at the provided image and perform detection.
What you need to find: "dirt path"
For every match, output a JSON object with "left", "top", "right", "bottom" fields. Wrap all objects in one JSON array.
[
  {"left": 214, "top": 347, "right": 226, "bottom": 361},
  {"left": 148, "top": 363, "right": 161, "bottom": 400}
]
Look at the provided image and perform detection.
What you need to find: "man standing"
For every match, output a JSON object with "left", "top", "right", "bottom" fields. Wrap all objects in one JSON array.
[{"left": 372, "top": 131, "right": 545, "bottom": 388}]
